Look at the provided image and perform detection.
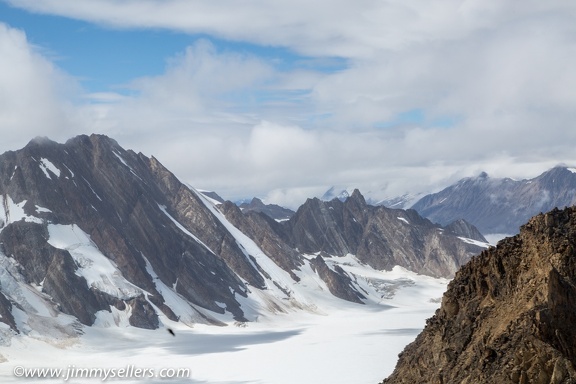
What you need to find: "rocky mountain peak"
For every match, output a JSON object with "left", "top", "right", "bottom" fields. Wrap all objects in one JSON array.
[
  {"left": 411, "top": 165, "right": 576, "bottom": 236},
  {"left": 285, "top": 188, "right": 486, "bottom": 278},
  {"left": 382, "top": 206, "right": 576, "bottom": 383},
  {"left": 349, "top": 188, "right": 367, "bottom": 205}
]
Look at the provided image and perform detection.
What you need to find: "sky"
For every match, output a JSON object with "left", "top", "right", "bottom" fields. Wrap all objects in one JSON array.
[{"left": 1, "top": 0, "right": 576, "bottom": 208}]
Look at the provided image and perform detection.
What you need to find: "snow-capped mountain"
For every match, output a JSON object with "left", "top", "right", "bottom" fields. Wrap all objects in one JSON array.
[
  {"left": 0, "top": 134, "right": 488, "bottom": 346},
  {"left": 411, "top": 167, "right": 576, "bottom": 236}
]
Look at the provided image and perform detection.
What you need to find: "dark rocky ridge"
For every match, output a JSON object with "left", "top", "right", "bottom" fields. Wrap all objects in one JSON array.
[
  {"left": 0, "top": 135, "right": 252, "bottom": 331},
  {"left": 382, "top": 206, "right": 576, "bottom": 384},
  {"left": 281, "top": 190, "right": 486, "bottom": 278}
]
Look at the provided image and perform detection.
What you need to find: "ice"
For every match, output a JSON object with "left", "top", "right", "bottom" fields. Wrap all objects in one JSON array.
[
  {"left": 47, "top": 224, "right": 142, "bottom": 299},
  {"left": 0, "top": 188, "right": 451, "bottom": 384},
  {"left": 0, "top": 264, "right": 447, "bottom": 384}
]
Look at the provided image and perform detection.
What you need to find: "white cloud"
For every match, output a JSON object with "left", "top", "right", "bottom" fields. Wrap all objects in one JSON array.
[
  {"left": 2, "top": 1, "right": 576, "bottom": 207},
  {"left": 0, "top": 23, "right": 80, "bottom": 148}
]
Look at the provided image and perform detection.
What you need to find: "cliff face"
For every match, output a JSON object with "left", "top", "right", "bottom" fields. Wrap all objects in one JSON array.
[
  {"left": 382, "top": 206, "right": 576, "bottom": 384},
  {"left": 283, "top": 190, "right": 485, "bottom": 278},
  {"left": 0, "top": 135, "right": 250, "bottom": 332}
]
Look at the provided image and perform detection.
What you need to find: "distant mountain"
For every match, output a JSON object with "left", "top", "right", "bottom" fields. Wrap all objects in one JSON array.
[
  {"left": 411, "top": 167, "right": 576, "bottom": 236},
  {"left": 238, "top": 197, "right": 294, "bottom": 221},
  {"left": 321, "top": 186, "right": 352, "bottom": 202},
  {"left": 281, "top": 190, "right": 486, "bottom": 278},
  {"left": 0, "top": 134, "right": 487, "bottom": 345},
  {"left": 378, "top": 193, "right": 424, "bottom": 209},
  {"left": 383, "top": 206, "right": 576, "bottom": 383},
  {"left": 198, "top": 190, "right": 225, "bottom": 204}
]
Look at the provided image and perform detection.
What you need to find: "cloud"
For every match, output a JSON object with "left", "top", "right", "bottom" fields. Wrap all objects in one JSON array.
[
  {"left": 2, "top": 1, "right": 576, "bottom": 207},
  {"left": 0, "top": 23, "right": 80, "bottom": 148}
]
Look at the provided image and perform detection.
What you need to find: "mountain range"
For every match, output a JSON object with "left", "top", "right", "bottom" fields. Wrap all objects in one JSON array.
[
  {"left": 323, "top": 166, "right": 576, "bottom": 238},
  {"left": 410, "top": 167, "right": 576, "bottom": 236},
  {"left": 0, "top": 134, "right": 487, "bottom": 344}
]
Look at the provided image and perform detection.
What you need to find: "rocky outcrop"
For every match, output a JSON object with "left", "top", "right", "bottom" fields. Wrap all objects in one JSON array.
[
  {"left": 283, "top": 190, "right": 485, "bottom": 278},
  {"left": 411, "top": 167, "right": 576, "bottom": 235},
  {"left": 382, "top": 206, "right": 576, "bottom": 384},
  {"left": 310, "top": 254, "right": 366, "bottom": 304}
]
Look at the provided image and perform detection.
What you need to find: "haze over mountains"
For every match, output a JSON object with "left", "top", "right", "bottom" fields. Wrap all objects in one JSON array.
[
  {"left": 0, "top": 134, "right": 487, "bottom": 345},
  {"left": 323, "top": 166, "right": 576, "bottom": 240}
]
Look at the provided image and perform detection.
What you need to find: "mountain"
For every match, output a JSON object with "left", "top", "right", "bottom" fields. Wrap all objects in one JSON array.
[
  {"left": 238, "top": 197, "right": 295, "bottom": 221},
  {"left": 382, "top": 206, "right": 576, "bottom": 383},
  {"left": 378, "top": 193, "right": 424, "bottom": 209},
  {"left": 411, "top": 167, "right": 576, "bottom": 236},
  {"left": 282, "top": 190, "right": 487, "bottom": 278},
  {"left": 0, "top": 134, "right": 486, "bottom": 345},
  {"left": 321, "top": 186, "right": 352, "bottom": 202}
]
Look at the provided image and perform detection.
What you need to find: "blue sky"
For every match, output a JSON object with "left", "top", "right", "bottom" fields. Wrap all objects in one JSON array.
[
  {"left": 1, "top": 0, "right": 576, "bottom": 207},
  {"left": 0, "top": 2, "right": 347, "bottom": 94}
]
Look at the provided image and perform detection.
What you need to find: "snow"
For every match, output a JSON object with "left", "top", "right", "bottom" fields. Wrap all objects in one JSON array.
[
  {"left": 567, "top": 167, "right": 576, "bottom": 174},
  {"left": 9, "top": 166, "right": 17, "bottom": 181},
  {"left": 397, "top": 217, "right": 409, "bottom": 225},
  {"left": 0, "top": 251, "right": 81, "bottom": 346},
  {"left": 157, "top": 204, "right": 217, "bottom": 256},
  {"left": 34, "top": 205, "right": 51, "bottom": 214},
  {"left": 113, "top": 151, "right": 144, "bottom": 182},
  {"left": 0, "top": 195, "right": 43, "bottom": 228},
  {"left": 142, "top": 255, "right": 218, "bottom": 326},
  {"left": 46, "top": 224, "right": 142, "bottom": 299},
  {"left": 62, "top": 164, "right": 75, "bottom": 178},
  {"left": 0, "top": 187, "right": 452, "bottom": 383},
  {"left": 81, "top": 177, "right": 103, "bottom": 201},
  {"left": 38, "top": 158, "right": 61, "bottom": 179},
  {"left": 458, "top": 236, "right": 490, "bottom": 248},
  {"left": 0, "top": 265, "right": 447, "bottom": 384}
]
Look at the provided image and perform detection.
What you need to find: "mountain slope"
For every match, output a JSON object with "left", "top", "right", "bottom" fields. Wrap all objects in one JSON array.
[
  {"left": 0, "top": 134, "right": 486, "bottom": 346},
  {"left": 282, "top": 190, "right": 486, "bottom": 278},
  {"left": 411, "top": 167, "right": 576, "bottom": 235},
  {"left": 382, "top": 206, "right": 576, "bottom": 383}
]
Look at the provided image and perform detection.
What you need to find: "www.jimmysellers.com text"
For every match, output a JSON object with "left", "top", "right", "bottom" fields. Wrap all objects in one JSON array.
[{"left": 13, "top": 364, "right": 191, "bottom": 381}]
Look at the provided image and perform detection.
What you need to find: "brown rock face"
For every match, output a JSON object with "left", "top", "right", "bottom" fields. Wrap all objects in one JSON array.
[{"left": 382, "top": 206, "right": 576, "bottom": 384}]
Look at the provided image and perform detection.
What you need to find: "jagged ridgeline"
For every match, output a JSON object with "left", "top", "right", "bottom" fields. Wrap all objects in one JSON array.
[
  {"left": 0, "top": 134, "right": 486, "bottom": 338},
  {"left": 382, "top": 206, "right": 576, "bottom": 384}
]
